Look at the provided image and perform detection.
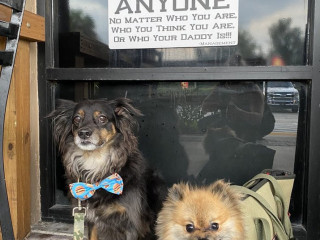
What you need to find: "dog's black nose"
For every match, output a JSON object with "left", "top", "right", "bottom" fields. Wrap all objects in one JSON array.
[
  {"left": 198, "top": 238, "right": 208, "bottom": 240},
  {"left": 78, "top": 129, "right": 92, "bottom": 139}
]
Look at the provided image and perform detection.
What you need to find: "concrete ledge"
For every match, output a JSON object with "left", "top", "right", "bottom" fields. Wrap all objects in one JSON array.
[{"left": 25, "top": 222, "right": 88, "bottom": 240}]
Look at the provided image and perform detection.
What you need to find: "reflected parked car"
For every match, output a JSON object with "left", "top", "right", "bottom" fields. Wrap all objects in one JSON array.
[{"left": 266, "top": 81, "right": 299, "bottom": 112}]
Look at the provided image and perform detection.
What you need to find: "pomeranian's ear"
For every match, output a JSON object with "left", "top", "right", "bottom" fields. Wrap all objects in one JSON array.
[
  {"left": 167, "top": 183, "right": 190, "bottom": 202},
  {"left": 208, "top": 180, "right": 231, "bottom": 201}
]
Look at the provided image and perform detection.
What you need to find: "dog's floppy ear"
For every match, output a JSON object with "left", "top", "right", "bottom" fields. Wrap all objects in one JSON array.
[
  {"left": 47, "top": 99, "right": 77, "bottom": 152},
  {"left": 110, "top": 98, "right": 143, "bottom": 141},
  {"left": 113, "top": 98, "right": 143, "bottom": 118}
]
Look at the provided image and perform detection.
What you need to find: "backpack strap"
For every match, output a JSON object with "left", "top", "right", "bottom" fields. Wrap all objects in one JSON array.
[{"left": 254, "top": 218, "right": 272, "bottom": 240}]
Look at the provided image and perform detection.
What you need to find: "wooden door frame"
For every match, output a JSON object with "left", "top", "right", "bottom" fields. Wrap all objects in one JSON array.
[{"left": 0, "top": 3, "right": 44, "bottom": 239}]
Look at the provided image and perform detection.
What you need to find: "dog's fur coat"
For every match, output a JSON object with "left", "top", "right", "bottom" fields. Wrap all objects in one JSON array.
[{"left": 49, "top": 98, "right": 163, "bottom": 240}]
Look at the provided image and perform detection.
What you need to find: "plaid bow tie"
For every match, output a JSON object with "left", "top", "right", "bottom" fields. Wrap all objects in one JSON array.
[{"left": 69, "top": 173, "right": 123, "bottom": 201}]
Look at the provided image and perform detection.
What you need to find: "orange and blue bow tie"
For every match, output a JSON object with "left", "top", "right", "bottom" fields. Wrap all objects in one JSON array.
[{"left": 69, "top": 173, "right": 123, "bottom": 201}]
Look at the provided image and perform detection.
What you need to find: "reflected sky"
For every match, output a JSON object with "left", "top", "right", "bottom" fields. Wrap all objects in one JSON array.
[
  {"left": 240, "top": 0, "right": 307, "bottom": 54},
  {"left": 69, "top": 0, "right": 307, "bottom": 58},
  {"left": 70, "top": 0, "right": 108, "bottom": 43}
]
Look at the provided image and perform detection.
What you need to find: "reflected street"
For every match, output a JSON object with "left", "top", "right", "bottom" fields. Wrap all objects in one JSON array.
[
  {"left": 180, "top": 111, "right": 298, "bottom": 179},
  {"left": 265, "top": 111, "right": 298, "bottom": 172}
]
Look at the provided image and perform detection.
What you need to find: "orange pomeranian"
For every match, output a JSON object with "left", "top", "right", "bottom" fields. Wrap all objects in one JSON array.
[{"left": 156, "top": 180, "right": 245, "bottom": 240}]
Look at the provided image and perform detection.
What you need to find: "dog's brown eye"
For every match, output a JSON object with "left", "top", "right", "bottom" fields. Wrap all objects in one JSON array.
[
  {"left": 186, "top": 224, "right": 195, "bottom": 233},
  {"left": 99, "top": 115, "right": 107, "bottom": 123},
  {"left": 210, "top": 222, "right": 219, "bottom": 231},
  {"left": 73, "top": 116, "right": 81, "bottom": 124}
]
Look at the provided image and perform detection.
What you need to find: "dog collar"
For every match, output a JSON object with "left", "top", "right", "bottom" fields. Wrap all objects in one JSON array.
[{"left": 69, "top": 173, "right": 123, "bottom": 201}]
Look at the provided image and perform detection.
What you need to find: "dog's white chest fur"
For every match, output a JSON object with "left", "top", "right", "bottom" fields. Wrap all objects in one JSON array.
[
  {"left": 64, "top": 142, "right": 126, "bottom": 182},
  {"left": 82, "top": 150, "right": 108, "bottom": 170}
]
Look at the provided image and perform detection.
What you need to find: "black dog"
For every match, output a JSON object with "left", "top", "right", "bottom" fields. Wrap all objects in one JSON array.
[{"left": 49, "top": 98, "right": 165, "bottom": 240}]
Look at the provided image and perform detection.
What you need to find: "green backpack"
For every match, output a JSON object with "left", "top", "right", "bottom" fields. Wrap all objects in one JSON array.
[{"left": 232, "top": 171, "right": 295, "bottom": 240}]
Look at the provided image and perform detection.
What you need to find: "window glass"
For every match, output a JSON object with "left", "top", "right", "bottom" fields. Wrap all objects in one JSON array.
[
  {"left": 54, "top": 80, "right": 306, "bottom": 204},
  {"left": 57, "top": 0, "right": 308, "bottom": 67}
]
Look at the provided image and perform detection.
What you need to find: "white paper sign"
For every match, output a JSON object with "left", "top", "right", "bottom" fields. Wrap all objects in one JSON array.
[{"left": 108, "top": 0, "right": 239, "bottom": 49}]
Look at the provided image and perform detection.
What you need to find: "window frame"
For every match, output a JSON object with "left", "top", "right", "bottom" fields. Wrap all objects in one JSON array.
[{"left": 38, "top": 0, "right": 320, "bottom": 239}]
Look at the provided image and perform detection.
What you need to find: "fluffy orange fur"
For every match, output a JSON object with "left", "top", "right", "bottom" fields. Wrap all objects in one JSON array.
[{"left": 156, "top": 181, "right": 245, "bottom": 240}]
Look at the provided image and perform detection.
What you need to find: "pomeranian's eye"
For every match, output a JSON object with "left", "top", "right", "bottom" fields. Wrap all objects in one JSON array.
[
  {"left": 98, "top": 115, "right": 107, "bottom": 123},
  {"left": 210, "top": 222, "right": 219, "bottom": 231},
  {"left": 73, "top": 116, "right": 81, "bottom": 125},
  {"left": 186, "top": 224, "right": 195, "bottom": 233}
]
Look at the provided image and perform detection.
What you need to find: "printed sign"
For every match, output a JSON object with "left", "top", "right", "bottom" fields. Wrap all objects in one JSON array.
[{"left": 108, "top": 0, "right": 239, "bottom": 49}]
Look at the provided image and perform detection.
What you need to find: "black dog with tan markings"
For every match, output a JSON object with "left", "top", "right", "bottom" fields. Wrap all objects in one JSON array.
[{"left": 49, "top": 98, "right": 164, "bottom": 240}]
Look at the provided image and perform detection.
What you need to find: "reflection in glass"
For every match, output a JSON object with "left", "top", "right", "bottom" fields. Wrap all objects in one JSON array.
[
  {"left": 54, "top": 81, "right": 303, "bottom": 192},
  {"left": 266, "top": 81, "right": 299, "bottom": 113},
  {"left": 58, "top": 0, "right": 308, "bottom": 67},
  {"left": 69, "top": 9, "right": 98, "bottom": 39},
  {"left": 69, "top": 0, "right": 108, "bottom": 44}
]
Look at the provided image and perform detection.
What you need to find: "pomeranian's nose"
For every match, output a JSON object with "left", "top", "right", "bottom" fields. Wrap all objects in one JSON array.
[
  {"left": 198, "top": 238, "right": 208, "bottom": 240},
  {"left": 78, "top": 129, "right": 92, "bottom": 139}
]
